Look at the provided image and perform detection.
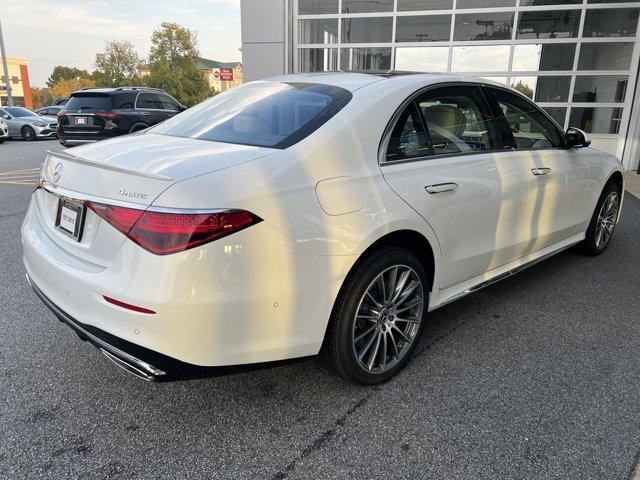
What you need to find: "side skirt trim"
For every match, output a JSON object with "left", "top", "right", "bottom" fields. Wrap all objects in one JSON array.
[{"left": 433, "top": 236, "right": 583, "bottom": 309}]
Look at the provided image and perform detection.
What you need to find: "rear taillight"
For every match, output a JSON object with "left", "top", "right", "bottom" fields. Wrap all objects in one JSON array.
[
  {"left": 86, "top": 203, "right": 262, "bottom": 255},
  {"left": 94, "top": 111, "right": 120, "bottom": 120}
]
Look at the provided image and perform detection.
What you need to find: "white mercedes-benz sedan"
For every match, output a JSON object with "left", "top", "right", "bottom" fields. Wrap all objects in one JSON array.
[{"left": 22, "top": 72, "right": 624, "bottom": 384}]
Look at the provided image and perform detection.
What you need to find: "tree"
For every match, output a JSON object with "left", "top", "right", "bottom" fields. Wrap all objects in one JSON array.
[
  {"left": 512, "top": 80, "right": 534, "bottom": 99},
  {"left": 51, "top": 77, "right": 95, "bottom": 99},
  {"left": 94, "top": 40, "right": 141, "bottom": 88},
  {"left": 46, "top": 66, "right": 91, "bottom": 88},
  {"left": 31, "top": 87, "right": 54, "bottom": 109},
  {"left": 143, "top": 22, "right": 212, "bottom": 106}
]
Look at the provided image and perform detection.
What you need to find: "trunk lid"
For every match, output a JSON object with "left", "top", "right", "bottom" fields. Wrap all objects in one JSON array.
[
  {"left": 42, "top": 133, "right": 276, "bottom": 206},
  {"left": 33, "top": 133, "right": 275, "bottom": 267}
]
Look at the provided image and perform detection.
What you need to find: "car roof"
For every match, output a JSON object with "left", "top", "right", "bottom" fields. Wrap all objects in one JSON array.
[
  {"left": 263, "top": 71, "right": 507, "bottom": 92},
  {"left": 71, "top": 87, "right": 163, "bottom": 95}
]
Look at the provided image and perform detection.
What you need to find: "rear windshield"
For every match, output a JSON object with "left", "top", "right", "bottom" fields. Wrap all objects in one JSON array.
[
  {"left": 65, "top": 94, "right": 112, "bottom": 112},
  {"left": 150, "top": 82, "right": 352, "bottom": 149}
]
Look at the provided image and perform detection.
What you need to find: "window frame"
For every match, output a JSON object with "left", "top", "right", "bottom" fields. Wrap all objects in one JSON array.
[
  {"left": 379, "top": 81, "right": 514, "bottom": 166},
  {"left": 483, "top": 84, "right": 568, "bottom": 150}
]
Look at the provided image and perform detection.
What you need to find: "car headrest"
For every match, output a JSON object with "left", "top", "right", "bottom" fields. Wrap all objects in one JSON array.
[
  {"left": 233, "top": 114, "right": 269, "bottom": 134},
  {"left": 422, "top": 104, "right": 467, "bottom": 138}
]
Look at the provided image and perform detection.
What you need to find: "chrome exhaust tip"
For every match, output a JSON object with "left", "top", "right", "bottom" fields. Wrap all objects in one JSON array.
[{"left": 100, "top": 349, "right": 158, "bottom": 381}]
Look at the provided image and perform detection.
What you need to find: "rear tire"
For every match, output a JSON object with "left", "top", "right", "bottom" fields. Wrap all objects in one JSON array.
[
  {"left": 579, "top": 181, "right": 621, "bottom": 256},
  {"left": 21, "top": 126, "right": 36, "bottom": 141},
  {"left": 320, "top": 247, "right": 429, "bottom": 385}
]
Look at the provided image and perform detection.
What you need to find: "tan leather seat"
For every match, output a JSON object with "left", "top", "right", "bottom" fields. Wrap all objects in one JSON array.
[{"left": 421, "top": 104, "right": 470, "bottom": 152}]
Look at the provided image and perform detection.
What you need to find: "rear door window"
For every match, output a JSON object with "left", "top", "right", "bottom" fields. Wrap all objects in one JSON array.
[
  {"left": 157, "top": 94, "right": 180, "bottom": 111},
  {"left": 386, "top": 103, "right": 430, "bottom": 162},
  {"left": 416, "top": 85, "right": 500, "bottom": 155},
  {"left": 136, "top": 93, "right": 163, "bottom": 109},
  {"left": 65, "top": 95, "right": 112, "bottom": 112},
  {"left": 151, "top": 82, "right": 352, "bottom": 149}
]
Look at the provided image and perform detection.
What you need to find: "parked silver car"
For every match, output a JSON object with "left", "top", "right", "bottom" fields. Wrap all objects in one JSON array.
[
  {"left": 0, "top": 107, "right": 58, "bottom": 141},
  {"left": 35, "top": 106, "right": 63, "bottom": 117},
  {"left": 0, "top": 117, "right": 8, "bottom": 143}
]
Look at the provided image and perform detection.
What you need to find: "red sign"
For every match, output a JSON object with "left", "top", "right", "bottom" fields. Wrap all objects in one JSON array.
[{"left": 220, "top": 67, "right": 234, "bottom": 81}]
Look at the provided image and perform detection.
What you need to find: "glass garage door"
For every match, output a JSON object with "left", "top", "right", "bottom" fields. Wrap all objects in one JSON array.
[{"left": 293, "top": 0, "right": 640, "bottom": 163}]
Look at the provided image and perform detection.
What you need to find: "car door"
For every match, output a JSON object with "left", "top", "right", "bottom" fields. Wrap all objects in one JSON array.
[
  {"left": 381, "top": 84, "right": 531, "bottom": 289},
  {"left": 136, "top": 93, "right": 173, "bottom": 125},
  {"left": 157, "top": 93, "right": 181, "bottom": 119},
  {"left": 486, "top": 87, "right": 589, "bottom": 250}
]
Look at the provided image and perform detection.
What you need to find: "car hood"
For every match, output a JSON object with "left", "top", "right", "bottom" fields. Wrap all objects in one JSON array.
[{"left": 24, "top": 115, "right": 57, "bottom": 124}]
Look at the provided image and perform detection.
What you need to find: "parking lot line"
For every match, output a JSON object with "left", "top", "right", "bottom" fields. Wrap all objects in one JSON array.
[{"left": 0, "top": 167, "right": 40, "bottom": 186}]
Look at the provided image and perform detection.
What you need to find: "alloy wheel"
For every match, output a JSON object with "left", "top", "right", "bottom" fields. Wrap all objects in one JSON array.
[
  {"left": 595, "top": 191, "right": 619, "bottom": 249},
  {"left": 352, "top": 265, "right": 424, "bottom": 374}
]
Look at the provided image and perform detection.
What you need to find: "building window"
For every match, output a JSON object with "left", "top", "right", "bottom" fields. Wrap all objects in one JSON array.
[
  {"left": 517, "top": 10, "right": 581, "bottom": 39},
  {"left": 512, "top": 44, "right": 576, "bottom": 71},
  {"left": 573, "top": 76, "right": 629, "bottom": 102},
  {"left": 299, "top": 19, "right": 339, "bottom": 44},
  {"left": 521, "top": 0, "right": 580, "bottom": 5},
  {"left": 341, "top": 17, "right": 393, "bottom": 43},
  {"left": 454, "top": 12, "right": 514, "bottom": 41},
  {"left": 578, "top": 42, "right": 634, "bottom": 70},
  {"left": 340, "top": 47, "right": 392, "bottom": 71},
  {"left": 451, "top": 45, "right": 511, "bottom": 72},
  {"left": 395, "top": 47, "right": 449, "bottom": 71},
  {"left": 457, "top": 0, "right": 515, "bottom": 7},
  {"left": 298, "top": 48, "right": 338, "bottom": 72},
  {"left": 298, "top": 0, "right": 339, "bottom": 15},
  {"left": 397, "top": 0, "right": 453, "bottom": 11},
  {"left": 535, "top": 76, "right": 572, "bottom": 102},
  {"left": 582, "top": 8, "right": 640, "bottom": 38},
  {"left": 569, "top": 107, "right": 623, "bottom": 134},
  {"left": 395, "top": 15, "right": 451, "bottom": 43},
  {"left": 342, "top": 0, "right": 394, "bottom": 13}
]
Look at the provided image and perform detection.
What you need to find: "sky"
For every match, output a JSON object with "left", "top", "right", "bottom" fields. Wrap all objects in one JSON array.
[{"left": 1, "top": 0, "right": 241, "bottom": 87}]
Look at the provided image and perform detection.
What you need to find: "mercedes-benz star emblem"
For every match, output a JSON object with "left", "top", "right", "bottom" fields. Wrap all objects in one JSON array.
[{"left": 52, "top": 162, "right": 63, "bottom": 182}]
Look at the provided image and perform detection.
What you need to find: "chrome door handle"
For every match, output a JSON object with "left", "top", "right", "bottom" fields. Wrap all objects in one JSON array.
[
  {"left": 425, "top": 182, "right": 458, "bottom": 194},
  {"left": 531, "top": 167, "right": 552, "bottom": 176}
]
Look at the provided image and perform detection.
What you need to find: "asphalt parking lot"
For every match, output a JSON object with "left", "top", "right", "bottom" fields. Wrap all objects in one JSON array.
[{"left": 1, "top": 139, "right": 640, "bottom": 479}]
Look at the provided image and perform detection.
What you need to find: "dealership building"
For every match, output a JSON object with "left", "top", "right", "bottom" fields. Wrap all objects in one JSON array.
[
  {"left": 240, "top": 0, "right": 640, "bottom": 171},
  {"left": 0, "top": 57, "right": 33, "bottom": 109}
]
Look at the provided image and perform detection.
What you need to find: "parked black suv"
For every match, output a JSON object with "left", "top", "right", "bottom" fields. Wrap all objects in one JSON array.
[{"left": 58, "top": 87, "right": 185, "bottom": 146}]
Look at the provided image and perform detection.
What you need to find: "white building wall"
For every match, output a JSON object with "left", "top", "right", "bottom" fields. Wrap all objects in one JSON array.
[{"left": 240, "top": 0, "right": 290, "bottom": 82}]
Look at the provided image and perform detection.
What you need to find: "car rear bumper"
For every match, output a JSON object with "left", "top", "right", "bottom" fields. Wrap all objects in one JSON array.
[
  {"left": 21, "top": 189, "right": 342, "bottom": 376},
  {"left": 27, "top": 274, "right": 313, "bottom": 382},
  {"left": 28, "top": 274, "right": 168, "bottom": 380}
]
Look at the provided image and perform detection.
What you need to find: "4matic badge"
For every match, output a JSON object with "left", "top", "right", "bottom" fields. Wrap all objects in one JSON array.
[{"left": 115, "top": 188, "right": 149, "bottom": 200}]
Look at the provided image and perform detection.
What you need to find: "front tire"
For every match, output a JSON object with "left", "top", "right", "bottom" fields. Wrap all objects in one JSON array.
[
  {"left": 21, "top": 126, "right": 36, "bottom": 141},
  {"left": 321, "top": 247, "right": 429, "bottom": 385},
  {"left": 579, "top": 181, "right": 621, "bottom": 256}
]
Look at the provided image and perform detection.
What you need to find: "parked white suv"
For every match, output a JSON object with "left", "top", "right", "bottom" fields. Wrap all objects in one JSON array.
[{"left": 22, "top": 73, "right": 624, "bottom": 384}]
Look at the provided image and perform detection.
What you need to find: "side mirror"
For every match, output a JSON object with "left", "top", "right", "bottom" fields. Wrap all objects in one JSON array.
[
  {"left": 565, "top": 127, "right": 591, "bottom": 148},
  {"left": 178, "top": 104, "right": 187, "bottom": 112}
]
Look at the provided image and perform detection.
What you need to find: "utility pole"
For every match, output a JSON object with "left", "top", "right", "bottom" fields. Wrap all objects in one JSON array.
[{"left": 0, "top": 18, "right": 13, "bottom": 107}]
